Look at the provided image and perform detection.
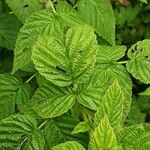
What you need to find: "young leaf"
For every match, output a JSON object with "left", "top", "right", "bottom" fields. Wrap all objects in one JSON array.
[
  {"left": 0, "top": 114, "right": 37, "bottom": 148},
  {"left": 5, "top": 0, "right": 42, "bottom": 23},
  {"left": 25, "top": 130, "right": 45, "bottom": 150},
  {"left": 72, "top": 121, "right": 90, "bottom": 134},
  {"left": 31, "top": 79, "right": 76, "bottom": 118},
  {"left": 51, "top": 141, "right": 86, "bottom": 150},
  {"left": 32, "top": 25, "right": 97, "bottom": 86},
  {"left": 78, "top": 0, "right": 115, "bottom": 45},
  {"left": 94, "top": 80, "right": 124, "bottom": 127},
  {"left": 127, "top": 39, "right": 150, "bottom": 84},
  {"left": 89, "top": 116, "right": 118, "bottom": 150},
  {"left": 0, "top": 13, "right": 21, "bottom": 49}
]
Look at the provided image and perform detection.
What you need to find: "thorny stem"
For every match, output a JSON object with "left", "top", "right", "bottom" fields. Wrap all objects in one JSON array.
[{"left": 26, "top": 73, "right": 37, "bottom": 83}]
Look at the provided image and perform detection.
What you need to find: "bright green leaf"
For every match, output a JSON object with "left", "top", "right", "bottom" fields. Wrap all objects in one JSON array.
[
  {"left": 89, "top": 116, "right": 118, "bottom": 150},
  {"left": 96, "top": 45, "right": 132, "bottom": 120},
  {"left": 51, "top": 141, "right": 85, "bottom": 150},
  {"left": 94, "top": 80, "right": 124, "bottom": 127},
  {"left": 32, "top": 25, "right": 97, "bottom": 86},
  {"left": 13, "top": 2, "right": 84, "bottom": 73},
  {"left": 72, "top": 121, "right": 90, "bottom": 134},
  {"left": 140, "top": 87, "right": 150, "bottom": 96}
]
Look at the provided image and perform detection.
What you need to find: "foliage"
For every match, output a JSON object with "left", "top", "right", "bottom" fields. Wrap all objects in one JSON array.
[{"left": 0, "top": 0, "right": 150, "bottom": 149}]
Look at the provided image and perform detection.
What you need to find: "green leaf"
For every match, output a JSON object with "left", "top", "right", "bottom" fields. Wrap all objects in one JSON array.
[
  {"left": 13, "top": 2, "right": 84, "bottom": 73},
  {"left": 78, "top": 0, "right": 115, "bottom": 45},
  {"left": 32, "top": 25, "right": 97, "bottom": 86},
  {"left": 96, "top": 45, "right": 127, "bottom": 63},
  {"left": 140, "top": 87, "right": 150, "bottom": 96},
  {"left": 12, "top": 10, "right": 63, "bottom": 73},
  {"left": 125, "top": 101, "right": 146, "bottom": 125},
  {"left": 6, "top": 0, "right": 42, "bottom": 23},
  {"left": 117, "top": 124, "right": 150, "bottom": 149},
  {"left": 72, "top": 121, "right": 90, "bottom": 134},
  {"left": 96, "top": 45, "right": 132, "bottom": 120},
  {"left": 0, "top": 74, "right": 21, "bottom": 119},
  {"left": 44, "top": 114, "right": 89, "bottom": 148},
  {"left": 127, "top": 39, "right": 150, "bottom": 84},
  {"left": 51, "top": 141, "right": 86, "bottom": 150},
  {"left": 15, "top": 83, "right": 31, "bottom": 107},
  {"left": 89, "top": 116, "right": 118, "bottom": 150},
  {"left": 25, "top": 130, "right": 45, "bottom": 150},
  {"left": 76, "top": 45, "right": 131, "bottom": 112},
  {"left": 56, "top": 1, "right": 85, "bottom": 26},
  {"left": 0, "top": 74, "right": 22, "bottom": 96},
  {"left": 32, "top": 79, "right": 76, "bottom": 118},
  {"left": 0, "top": 74, "right": 31, "bottom": 119},
  {"left": 0, "top": 13, "right": 21, "bottom": 49},
  {"left": 94, "top": 80, "right": 124, "bottom": 127},
  {"left": 0, "top": 114, "right": 37, "bottom": 148},
  {"left": 77, "top": 69, "right": 108, "bottom": 110},
  {"left": 0, "top": 95, "right": 15, "bottom": 120}
]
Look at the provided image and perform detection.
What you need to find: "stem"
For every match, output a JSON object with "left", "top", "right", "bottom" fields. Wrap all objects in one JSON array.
[
  {"left": 26, "top": 73, "right": 37, "bottom": 83},
  {"left": 46, "top": 0, "right": 56, "bottom": 13},
  {"left": 19, "top": 137, "right": 28, "bottom": 149},
  {"left": 38, "top": 120, "right": 47, "bottom": 129},
  {"left": 117, "top": 60, "right": 128, "bottom": 64}
]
